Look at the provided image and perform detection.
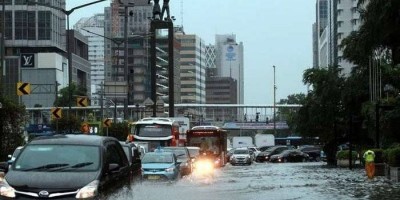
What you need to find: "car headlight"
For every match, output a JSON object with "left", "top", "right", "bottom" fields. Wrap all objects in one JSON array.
[
  {"left": 75, "top": 180, "right": 98, "bottom": 199},
  {"left": 165, "top": 167, "right": 174, "bottom": 172},
  {"left": 0, "top": 178, "right": 16, "bottom": 198}
]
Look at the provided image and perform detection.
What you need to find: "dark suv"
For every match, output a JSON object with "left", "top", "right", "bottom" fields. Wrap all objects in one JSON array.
[
  {"left": 0, "top": 134, "right": 130, "bottom": 199},
  {"left": 256, "top": 145, "right": 289, "bottom": 162},
  {"left": 298, "top": 146, "right": 321, "bottom": 161}
]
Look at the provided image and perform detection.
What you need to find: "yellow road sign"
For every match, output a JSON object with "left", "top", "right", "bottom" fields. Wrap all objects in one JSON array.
[
  {"left": 103, "top": 118, "right": 112, "bottom": 127},
  {"left": 51, "top": 107, "right": 62, "bottom": 119},
  {"left": 17, "top": 82, "right": 31, "bottom": 96},
  {"left": 77, "top": 97, "right": 88, "bottom": 107}
]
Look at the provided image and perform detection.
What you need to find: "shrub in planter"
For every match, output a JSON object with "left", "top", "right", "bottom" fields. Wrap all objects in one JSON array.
[
  {"left": 336, "top": 150, "right": 358, "bottom": 160},
  {"left": 387, "top": 147, "right": 400, "bottom": 167}
]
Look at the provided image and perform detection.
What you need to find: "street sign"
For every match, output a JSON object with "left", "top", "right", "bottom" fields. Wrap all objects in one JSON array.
[
  {"left": 51, "top": 107, "right": 62, "bottom": 119},
  {"left": 103, "top": 118, "right": 112, "bottom": 127},
  {"left": 17, "top": 82, "right": 31, "bottom": 96},
  {"left": 77, "top": 97, "right": 88, "bottom": 107}
]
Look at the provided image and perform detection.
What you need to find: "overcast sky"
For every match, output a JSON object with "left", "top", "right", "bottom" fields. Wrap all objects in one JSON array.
[{"left": 68, "top": 0, "right": 315, "bottom": 105}]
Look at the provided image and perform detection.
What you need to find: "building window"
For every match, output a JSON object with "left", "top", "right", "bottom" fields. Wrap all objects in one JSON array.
[
  {"left": 38, "top": 11, "right": 51, "bottom": 40},
  {"left": 2, "top": 11, "right": 12, "bottom": 39},
  {"left": 15, "top": 11, "right": 36, "bottom": 40}
]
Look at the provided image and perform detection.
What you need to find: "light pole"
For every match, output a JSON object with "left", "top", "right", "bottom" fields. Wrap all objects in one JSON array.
[
  {"left": 27, "top": 0, "right": 107, "bottom": 134},
  {"left": 273, "top": 65, "right": 277, "bottom": 135}
]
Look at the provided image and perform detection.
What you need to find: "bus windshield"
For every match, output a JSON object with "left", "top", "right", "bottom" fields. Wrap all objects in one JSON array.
[
  {"left": 188, "top": 136, "right": 220, "bottom": 154},
  {"left": 135, "top": 124, "right": 172, "bottom": 137}
]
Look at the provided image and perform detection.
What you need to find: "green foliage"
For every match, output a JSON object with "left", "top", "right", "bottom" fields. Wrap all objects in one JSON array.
[
  {"left": 54, "top": 83, "right": 87, "bottom": 107},
  {"left": 0, "top": 96, "right": 26, "bottom": 160},
  {"left": 107, "top": 122, "right": 129, "bottom": 141},
  {"left": 386, "top": 147, "right": 400, "bottom": 167},
  {"left": 278, "top": 93, "right": 305, "bottom": 131},
  {"left": 342, "top": 0, "right": 400, "bottom": 65},
  {"left": 50, "top": 114, "right": 82, "bottom": 134},
  {"left": 336, "top": 150, "right": 358, "bottom": 160}
]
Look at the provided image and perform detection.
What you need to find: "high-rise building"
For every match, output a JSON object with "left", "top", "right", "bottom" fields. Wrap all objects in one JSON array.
[
  {"left": 215, "top": 34, "right": 244, "bottom": 104},
  {"left": 315, "top": 0, "right": 361, "bottom": 76},
  {"left": 74, "top": 14, "right": 105, "bottom": 106},
  {"left": 104, "top": 0, "right": 153, "bottom": 106},
  {"left": 175, "top": 34, "right": 206, "bottom": 104}
]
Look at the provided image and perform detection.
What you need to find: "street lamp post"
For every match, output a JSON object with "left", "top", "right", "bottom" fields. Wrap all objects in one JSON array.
[
  {"left": 27, "top": 0, "right": 107, "bottom": 134},
  {"left": 273, "top": 65, "right": 277, "bottom": 135}
]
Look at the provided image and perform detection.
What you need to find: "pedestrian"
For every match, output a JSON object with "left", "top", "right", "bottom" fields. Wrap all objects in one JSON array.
[{"left": 363, "top": 149, "right": 375, "bottom": 179}]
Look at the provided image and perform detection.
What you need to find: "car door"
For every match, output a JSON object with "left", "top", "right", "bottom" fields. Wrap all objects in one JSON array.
[
  {"left": 131, "top": 146, "right": 141, "bottom": 174},
  {"left": 101, "top": 141, "right": 130, "bottom": 194}
]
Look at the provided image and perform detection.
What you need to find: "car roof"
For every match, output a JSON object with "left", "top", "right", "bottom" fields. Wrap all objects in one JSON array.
[
  {"left": 235, "top": 147, "right": 249, "bottom": 150},
  {"left": 186, "top": 146, "right": 200, "bottom": 150},
  {"left": 29, "top": 134, "right": 115, "bottom": 146},
  {"left": 146, "top": 151, "right": 174, "bottom": 156}
]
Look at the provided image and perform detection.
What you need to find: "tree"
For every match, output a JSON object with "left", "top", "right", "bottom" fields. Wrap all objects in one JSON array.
[
  {"left": 0, "top": 96, "right": 26, "bottom": 160},
  {"left": 107, "top": 122, "right": 129, "bottom": 141},
  {"left": 52, "top": 83, "right": 88, "bottom": 133},
  {"left": 295, "top": 66, "right": 345, "bottom": 165},
  {"left": 278, "top": 93, "right": 306, "bottom": 132},
  {"left": 54, "top": 83, "right": 87, "bottom": 107},
  {"left": 341, "top": 0, "right": 400, "bottom": 66}
]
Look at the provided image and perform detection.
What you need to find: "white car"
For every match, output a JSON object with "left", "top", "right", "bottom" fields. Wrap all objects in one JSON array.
[
  {"left": 248, "top": 147, "right": 261, "bottom": 159},
  {"left": 230, "top": 148, "right": 252, "bottom": 165}
]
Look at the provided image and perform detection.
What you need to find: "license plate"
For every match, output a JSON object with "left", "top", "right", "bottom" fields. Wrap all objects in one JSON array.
[{"left": 148, "top": 175, "right": 160, "bottom": 180}]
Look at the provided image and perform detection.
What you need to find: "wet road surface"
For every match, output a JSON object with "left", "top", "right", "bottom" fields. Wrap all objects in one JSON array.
[{"left": 110, "top": 162, "right": 400, "bottom": 200}]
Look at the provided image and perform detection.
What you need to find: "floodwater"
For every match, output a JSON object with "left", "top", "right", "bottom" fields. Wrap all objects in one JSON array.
[{"left": 109, "top": 162, "right": 400, "bottom": 200}]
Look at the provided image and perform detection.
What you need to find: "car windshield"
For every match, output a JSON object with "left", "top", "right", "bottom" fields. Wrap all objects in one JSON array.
[
  {"left": 142, "top": 153, "right": 173, "bottom": 164},
  {"left": 13, "top": 144, "right": 100, "bottom": 172},
  {"left": 234, "top": 149, "right": 249, "bottom": 154},
  {"left": 163, "top": 149, "right": 188, "bottom": 159},
  {"left": 188, "top": 148, "right": 200, "bottom": 158}
]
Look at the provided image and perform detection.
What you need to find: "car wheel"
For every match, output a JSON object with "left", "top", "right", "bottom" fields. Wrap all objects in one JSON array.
[
  {"left": 315, "top": 157, "right": 321, "bottom": 162},
  {"left": 302, "top": 158, "right": 307, "bottom": 162},
  {"left": 283, "top": 158, "right": 288, "bottom": 163}
]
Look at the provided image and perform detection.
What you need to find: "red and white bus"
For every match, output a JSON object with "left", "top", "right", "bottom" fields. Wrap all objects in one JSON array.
[
  {"left": 186, "top": 126, "right": 228, "bottom": 167},
  {"left": 130, "top": 118, "right": 180, "bottom": 151}
]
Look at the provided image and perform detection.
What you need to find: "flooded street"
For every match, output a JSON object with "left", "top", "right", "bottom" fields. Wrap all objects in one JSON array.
[{"left": 110, "top": 162, "right": 400, "bottom": 200}]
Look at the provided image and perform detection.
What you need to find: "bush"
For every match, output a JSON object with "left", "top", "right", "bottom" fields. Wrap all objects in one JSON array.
[
  {"left": 386, "top": 147, "right": 400, "bottom": 167},
  {"left": 336, "top": 150, "right": 358, "bottom": 160}
]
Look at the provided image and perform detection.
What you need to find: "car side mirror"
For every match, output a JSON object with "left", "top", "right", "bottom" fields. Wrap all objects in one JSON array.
[
  {"left": 108, "top": 163, "right": 120, "bottom": 172},
  {"left": 0, "top": 162, "right": 8, "bottom": 173}
]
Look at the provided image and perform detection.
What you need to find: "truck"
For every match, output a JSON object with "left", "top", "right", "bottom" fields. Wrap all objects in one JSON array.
[
  {"left": 254, "top": 134, "right": 275, "bottom": 148},
  {"left": 232, "top": 136, "right": 254, "bottom": 148},
  {"left": 170, "top": 117, "right": 190, "bottom": 145}
]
